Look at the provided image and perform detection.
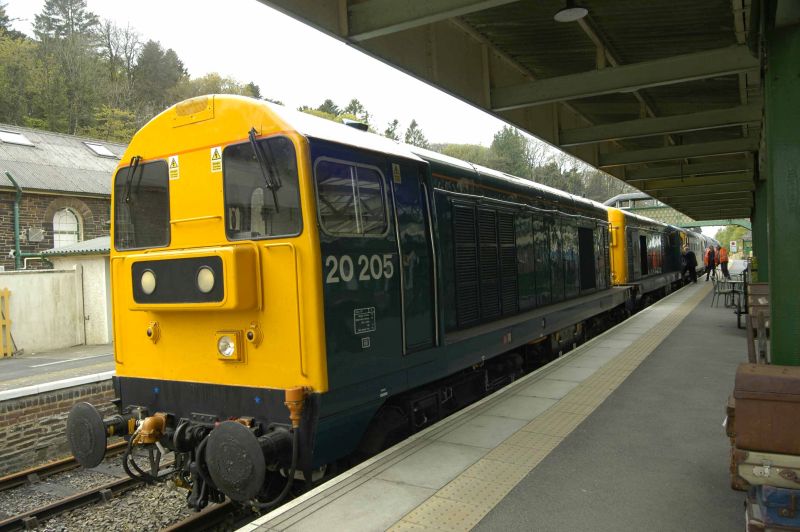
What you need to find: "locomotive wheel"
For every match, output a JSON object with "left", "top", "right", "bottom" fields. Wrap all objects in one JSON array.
[{"left": 205, "top": 421, "right": 266, "bottom": 502}]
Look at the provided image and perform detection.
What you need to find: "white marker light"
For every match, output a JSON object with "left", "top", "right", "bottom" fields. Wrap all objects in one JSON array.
[
  {"left": 217, "top": 335, "right": 235, "bottom": 357},
  {"left": 141, "top": 270, "right": 156, "bottom": 295},
  {"left": 197, "top": 266, "right": 215, "bottom": 293}
]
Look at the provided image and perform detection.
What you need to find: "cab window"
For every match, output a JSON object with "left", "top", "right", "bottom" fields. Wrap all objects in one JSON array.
[
  {"left": 223, "top": 136, "right": 301, "bottom": 240},
  {"left": 314, "top": 159, "right": 387, "bottom": 236},
  {"left": 113, "top": 160, "right": 170, "bottom": 250}
]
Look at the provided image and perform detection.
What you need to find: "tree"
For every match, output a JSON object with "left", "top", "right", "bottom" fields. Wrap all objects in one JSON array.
[
  {"left": 489, "top": 126, "right": 531, "bottom": 179},
  {"left": 33, "top": 0, "right": 98, "bottom": 40},
  {"left": 0, "top": 34, "right": 42, "bottom": 125},
  {"left": 316, "top": 99, "right": 340, "bottom": 116},
  {"left": 384, "top": 119, "right": 400, "bottom": 140},
  {"left": 133, "top": 40, "right": 186, "bottom": 115},
  {"left": 433, "top": 143, "right": 491, "bottom": 167},
  {"left": 77, "top": 105, "right": 136, "bottom": 142},
  {"left": 244, "top": 81, "right": 261, "bottom": 99},
  {"left": 0, "top": 2, "right": 24, "bottom": 39},
  {"left": 404, "top": 119, "right": 429, "bottom": 148},
  {"left": 33, "top": 0, "right": 102, "bottom": 133}
]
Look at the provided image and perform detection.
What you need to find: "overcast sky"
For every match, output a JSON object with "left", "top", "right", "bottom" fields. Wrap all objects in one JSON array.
[{"left": 6, "top": 0, "right": 511, "bottom": 146}]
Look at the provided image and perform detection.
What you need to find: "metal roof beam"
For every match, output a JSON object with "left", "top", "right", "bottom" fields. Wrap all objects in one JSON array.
[
  {"left": 667, "top": 197, "right": 753, "bottom": 208},
  {"left": 559, "top": 104, "right": 761, "bottom": 146},
  {"left": 658, "top": 191, "right": 753, "bottom": 202},
  {"left": 348, "top": 0, "right": 520, "bottom": 41},
  {"left": 492, "top": 45, "right": 759, "bottom": 111},
  {"left": 644, "top": 181, "right": 754, "bottom": 195},
  {"left": 625, "top": 160, "right": 753, "bottom": 181},
  {"left": 600, "top": 137, "right": 759, "bottom": 167},
  {"left": 635, "top": 172, "right": 754, "bottom": 190}
]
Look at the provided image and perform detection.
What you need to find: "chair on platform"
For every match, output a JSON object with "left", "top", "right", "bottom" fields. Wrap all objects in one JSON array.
[{"left": 712, "top": 278, "right": 736, "bottom": 308}]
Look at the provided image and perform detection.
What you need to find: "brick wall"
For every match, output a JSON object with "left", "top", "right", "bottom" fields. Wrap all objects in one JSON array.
[
  {"left": 0, "top": 191, "right": 110, "bottom": 271},
  {"left": 0, "top": 380, "right": 117, "bottom": 475}
]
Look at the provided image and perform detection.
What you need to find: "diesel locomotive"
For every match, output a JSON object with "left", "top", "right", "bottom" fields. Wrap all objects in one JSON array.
[{"left": 67, "top": 95, "right": 710, "bottom": 511}]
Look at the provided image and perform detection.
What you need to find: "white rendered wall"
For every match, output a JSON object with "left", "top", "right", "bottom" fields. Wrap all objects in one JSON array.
[
  {"left": 50, "top": 256, "right": 111, "bottom": 345},
  {"left": 0, "top": 269, "right": 85, "bottom": 352}
]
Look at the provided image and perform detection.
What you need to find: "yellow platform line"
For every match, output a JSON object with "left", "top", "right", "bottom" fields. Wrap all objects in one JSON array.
[{"left": 389, "top": 283, "right": 712, "bottom": 532}]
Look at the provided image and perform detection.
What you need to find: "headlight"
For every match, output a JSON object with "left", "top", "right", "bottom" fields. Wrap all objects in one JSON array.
[
  {"left": 197, "top": 266, "right": 215, "bottom": 293},
  {"left": 217, "top": 335, "right": 235, "bottom": 357},
  {"left": 141, "top": 270, "right": 156, "bottom": 295}
]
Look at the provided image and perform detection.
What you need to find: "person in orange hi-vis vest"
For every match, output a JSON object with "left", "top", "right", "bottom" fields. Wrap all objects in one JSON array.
[
  {"left": 717, "top": 245, "right": 730, "bottom": 279},
  {"left": 704, "top": 245, "right": 716, "bottom": 281}
]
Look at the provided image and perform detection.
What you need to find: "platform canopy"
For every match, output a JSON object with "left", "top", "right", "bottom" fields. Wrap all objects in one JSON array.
[{"left": 254, "top": 0, "right": 789, "bottom": 221}]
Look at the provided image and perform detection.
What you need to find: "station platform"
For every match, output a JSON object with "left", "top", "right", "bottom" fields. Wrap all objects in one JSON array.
[
  {"left": 243, "top": 281, "right": 745, "bottom": 531},
  {"left": 0, "top": 343, "right": 114, "bottom": 394}
]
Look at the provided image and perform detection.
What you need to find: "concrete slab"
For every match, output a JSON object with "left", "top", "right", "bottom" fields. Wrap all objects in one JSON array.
[
  {"left": 545, "top": 365, "right": 599, "bottom": 382},
  {"left": 483, "top": 395, "right": 557, "bottom": 421},
  {"left": 376, "top": 441, "right": 487, "bottom": 489},
  {"left": 437, "top": 414, "right": 527, "bottom": 449},
  {"left": 515, "top": 378, "right": 579, "bottom": 400},
  {"left": 283, "top": 478, "right": 435, "bottom": 532}
]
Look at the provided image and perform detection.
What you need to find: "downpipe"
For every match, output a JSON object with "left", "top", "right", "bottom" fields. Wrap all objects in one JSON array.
[{"left": 4, "top": 171, "right": 53, "bottom": 270}]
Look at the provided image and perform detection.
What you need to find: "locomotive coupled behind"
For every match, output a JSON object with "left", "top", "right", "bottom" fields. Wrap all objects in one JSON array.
[{"left": 67, "top": 95, "right": 703, "bottom": 511}]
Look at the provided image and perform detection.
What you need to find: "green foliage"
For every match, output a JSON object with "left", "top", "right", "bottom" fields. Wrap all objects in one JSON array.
[
  {"left": 384, "top": 119, "right": 400, "bottom": 141},
  {"left": 489, "top": 126, "right": 531, "bottom": 178},
  {"left": 715, "top": 225, "right": 748, "bottom": 248},
  {"left": 172, "top": 72, "right": 260, "bottom": 101},
  {"left": 33, "top": 0, "right": 98, "bottom": 40},
  {"left": 133, "top": 40, "right": 186, "bottom": 114},
  {"left": 0, "top": 34, "right": 41, "bottom": 125},
  {"left": 433, "top": 143, "right": 491, "bottom": 166},
  {"left": 316, "top": 99, "right": 340, "bottom": 116},
  {"left": 76, "top": 105, "right": 136, "bottom": 142},
  {"left": 404, "top": 119, "right": 429, "bottom": 148}
]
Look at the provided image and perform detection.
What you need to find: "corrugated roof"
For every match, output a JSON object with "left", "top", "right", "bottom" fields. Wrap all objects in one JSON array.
[
  {"left": 42, "top": 235, "right": 110, "bottom": 256},
  {"left": 0, "top": 124, "right": 126, "bottom": 196}
]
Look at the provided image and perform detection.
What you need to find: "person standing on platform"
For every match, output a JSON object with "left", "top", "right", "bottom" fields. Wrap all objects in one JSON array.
[
  {"left": 705, "top": 245, "right": 716, "bottom": 281},
  {"left": 682, "top": 246, "right": 698, "bottom": 283},
  {"left": 718, "top": 245, "right": 730, "bottom": 279}
]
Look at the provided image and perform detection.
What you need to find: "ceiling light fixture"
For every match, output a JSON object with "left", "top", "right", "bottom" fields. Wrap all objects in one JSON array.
[{"left": 554, "top": 0, "right": 588, "bottom": 22}]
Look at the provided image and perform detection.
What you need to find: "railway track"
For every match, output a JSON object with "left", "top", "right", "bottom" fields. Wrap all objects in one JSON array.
[
  {"left": 0, "top": 476, "right": 142, "bottom": 532},
  {"left": 0, "top": 441, "right": 127, "bottom": 493}
]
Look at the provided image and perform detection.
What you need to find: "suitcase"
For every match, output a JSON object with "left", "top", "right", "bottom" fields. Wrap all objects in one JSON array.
[
  {"left": 734, "top": 363, "right": 800, "bottom": 455},
  {"left": 747, "top": 485, "right": 800, "bottom": 530},
  {"left": 738, "top": 449, "right": 800, "bottom": 489}
]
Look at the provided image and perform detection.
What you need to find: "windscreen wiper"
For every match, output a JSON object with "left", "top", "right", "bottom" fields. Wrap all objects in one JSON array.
[
  {"left": 123, "top": 155, "right": 142, "bottom": 205},
  {"left": 248, "top": 128, "right": 280, "bottom": 213}
]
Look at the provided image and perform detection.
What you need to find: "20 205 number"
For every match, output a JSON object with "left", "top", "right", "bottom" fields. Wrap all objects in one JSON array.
[{"left": 325, "top": 254, "right": 394, "bottom": 284}]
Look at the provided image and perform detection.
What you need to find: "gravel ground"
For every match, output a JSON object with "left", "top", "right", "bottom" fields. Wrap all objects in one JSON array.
[
  {"left": 0, "top": 456, "right": 122, "bottom": 519},
  {"left": 40, "top": 482, "right": 194, "bottom": 531}
]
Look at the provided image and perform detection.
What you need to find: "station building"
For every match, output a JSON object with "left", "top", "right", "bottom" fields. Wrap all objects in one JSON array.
[{"left": 0, "top": 124, "right": 124, "bottom": 271}]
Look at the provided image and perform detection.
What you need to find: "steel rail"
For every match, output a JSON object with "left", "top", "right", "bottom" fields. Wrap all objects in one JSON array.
[
  {"left": 0, "top": 441, "right": 128, "bottom": 492},
  {"left": 0, "top": 476, "right": 142, "bottom": 532},
  {"left": 161, "top": 500, "right": 241, "bottom": 532}
]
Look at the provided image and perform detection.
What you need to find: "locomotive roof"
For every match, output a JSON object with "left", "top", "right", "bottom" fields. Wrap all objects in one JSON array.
[
  {"left": 265, "top": 101, "right": 425, "bottom": 163},
  {"left": 262, "top": 98, "right": 607, "bottom": 216}
]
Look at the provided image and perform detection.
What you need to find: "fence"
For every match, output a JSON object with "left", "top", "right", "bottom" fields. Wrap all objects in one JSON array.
[{"left": 1, "top": 288, "right": 13, "bottom": 357}]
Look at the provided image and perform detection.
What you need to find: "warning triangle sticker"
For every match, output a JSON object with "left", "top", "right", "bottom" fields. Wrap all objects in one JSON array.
[
  {"left": 170, "top": 159, "right": 178, "bottom": 168},
  {"left": 211, "top": 148, "right": 221, "bottom": 161}
]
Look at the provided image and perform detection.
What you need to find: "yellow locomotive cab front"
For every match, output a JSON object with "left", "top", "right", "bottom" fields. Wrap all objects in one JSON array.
[{"left": 109, "top": 95, "right": 328, "bottom": 393}]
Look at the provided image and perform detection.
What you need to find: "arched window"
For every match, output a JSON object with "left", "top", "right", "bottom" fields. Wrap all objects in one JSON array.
[{"left": 53, "top": 208, "right": 81, "bottom": 248}]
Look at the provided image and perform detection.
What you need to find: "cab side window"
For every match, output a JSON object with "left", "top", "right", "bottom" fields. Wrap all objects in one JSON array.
[{"left": 315, "top": 159, "right": 387, "bottom": 236}]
